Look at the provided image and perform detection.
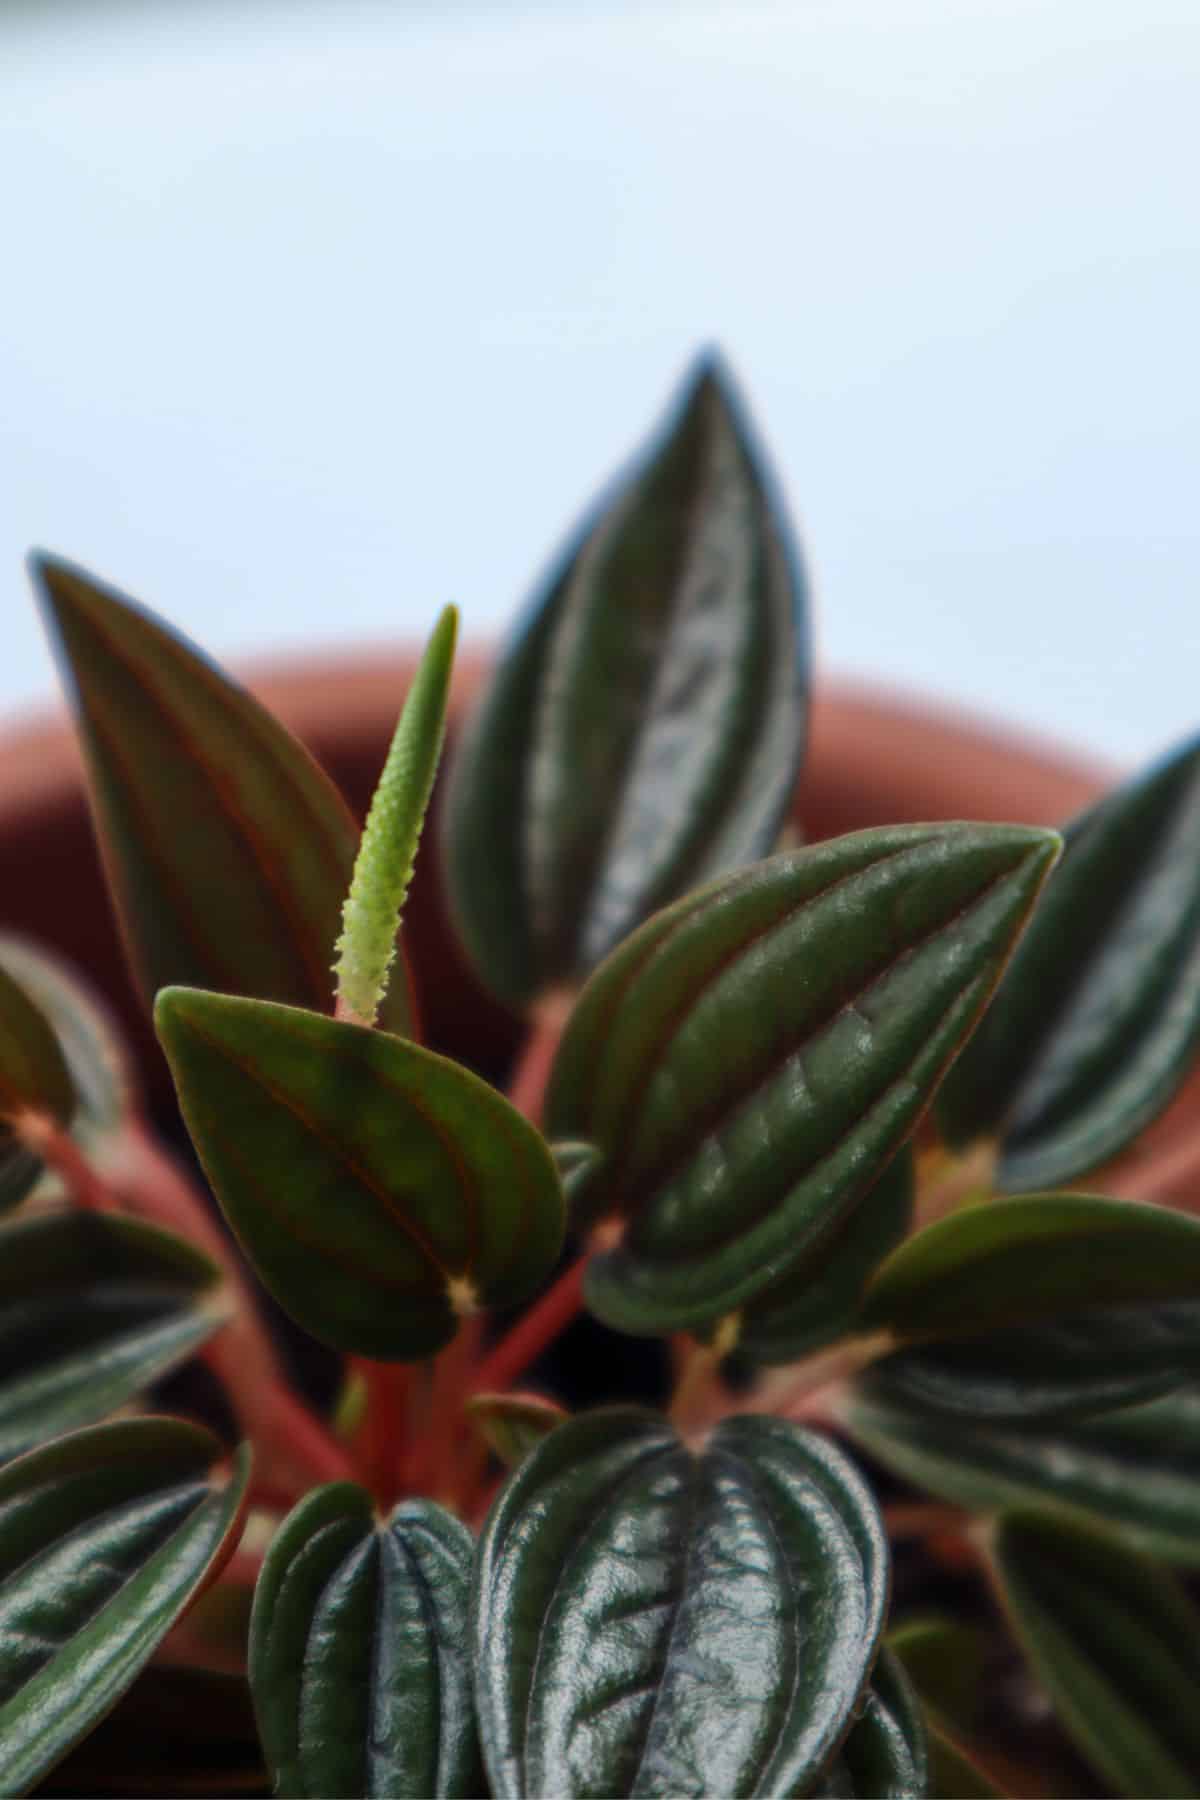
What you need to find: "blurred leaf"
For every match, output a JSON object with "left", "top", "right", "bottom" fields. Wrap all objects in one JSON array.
[
  {"left": 473, "top": 1408, "right": 886, "bottom": 1798},
  {"left": 0, "top": 960, "right": 76, "bottom": 1216},
  {"left": 0, "top": 936, "right": 133, "bottom": 1163},
  {"left": 0, "top": 1211, "right": 225, "bottom": 1463},
  {"left": 33, "top": 555, "right": 413, "bottom": 1031},
  {"left": 249, "top": 1484, "right": 481, "bottom": 1799},
  {"left": 887, "top": 1616, "right": 989, "bottom": 1735},
  {"left": 723, "top": 1149, "right": 912, "bottom": 1366},
  {"left": 550, "top": 1139, "right": 604, "bottom": 1209},
  {"left": 36, "top": 1665, "right": 265, "bottom": 1796},
  {"left": 988, "top": 1508, "right": 1200, "bottom": 1798},
  {"left": 861, "top": 1192, "right": 1200, "bottom": 1419},
  {"left": 334, "top": 606, "right": 457, "bottom": 1027},
  {"left": 465, "top": 1391, "right": 569, "bottom": 1467},
  {"left": 924, "top": 1724, "right": 1004, "bottom": 1799},
  {"left": 842, "top": 1383, "right": 1200, "bottom": 1567},
  {"left": 546, "top": 824, "right": 1059, "bottom": 1334},
  {"left": 0, "top": 1418, "right": 250, "bottom": 1795},
  {"left": 442, "top": 352, "right": 811, "bottom": 1010},
  {"left": 812, "top": 1648, "right": 929, "bottom": 1798},
  {"left": 156, "top": 989, "right": 564, "bottom": 1359},
  {"left": 939, "top": 734, "right": 1200, "bottom": 1188}
]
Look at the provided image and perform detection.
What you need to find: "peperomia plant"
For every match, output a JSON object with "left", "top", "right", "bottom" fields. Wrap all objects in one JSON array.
[{"left": 3, "top": 353, "right": 1200, "bottom": 1798}]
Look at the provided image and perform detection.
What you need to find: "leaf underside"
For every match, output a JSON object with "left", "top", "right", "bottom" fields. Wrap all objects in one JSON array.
[
  {"left": 472, "top": 1407, "right": 887, "bottom": 1798},
  {"left": 547, "top": 822, "right": 1059, "bottom": 1333},
  {"left": 442, "top": 351, "right": 811, "bottom": 1009}
]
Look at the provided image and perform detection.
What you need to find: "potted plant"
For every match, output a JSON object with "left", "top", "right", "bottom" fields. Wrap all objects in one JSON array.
[{"left": 3, "top": 352, "right": 1200, "bottom": 1799}]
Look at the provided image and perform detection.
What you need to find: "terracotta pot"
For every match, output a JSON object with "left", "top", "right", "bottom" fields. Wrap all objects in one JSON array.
[{"left": 1, "top": 652, "right": 1196, "bottom": 1198}]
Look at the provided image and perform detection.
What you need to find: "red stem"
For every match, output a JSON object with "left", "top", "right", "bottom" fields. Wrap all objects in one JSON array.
[
  {"left": 470, "top": 1253, "right": 588, "bottom": 1395},
  {"left": 508, "top": 989, "right": 574, "bottom": 1124},
  {"left": 12, "top": 1110, "right": 114, "bottom": 1211},
  {"left": 353, "top": 1359, "right": 412, "bottom": 1508}
]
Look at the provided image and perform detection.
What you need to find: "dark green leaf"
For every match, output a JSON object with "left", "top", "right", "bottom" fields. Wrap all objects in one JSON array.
[
  {"left": 546, "top": 823, "right": 1059, "bottom": 1334},
  {"left": 939, "top": 734, "right": 1200, "bottom": 1188},
  {"left": 442, "top": 352, "right": 811, "bottom": 1010},
  {"left": 842, "top": 1382, "right": 1200, "bottom": 1567},
  {"left": 727, "top": 1150, "right": 912, "bottom": 1366},
  {"left": 155, "top": 988, "right": 564, "bottom": 1358},
  {"left": 33, "top": 555, "right": 413, "bottom": 1030},
  {"left": 861, "top": 1192, "right": 1200, "bottom": 1419},
  {"left": 810, "top": 1649, "right": 928, "bottom": 1798},
  {"left": 465, "top": 1391, "right": 569, "bottom": 1466},
  {"left": 924, "top": 1725, "right": 1003, "bottom": 1800},
  {"left": 0, "top": 935, "right": 132, "bottom": 1167},
  {"left": 36, "top": 1665, "right": 265, "bottom": 1797},
  {"left": 472, "top": 1408, "right": 887, "bottom": 1798},
  {"left": 0, "top": 1210, "right": 225, "bottom": 1463},
  {"left": 551, "top": 1139, "right": 605, "bottom": 1209},
  {"left": 249, "top": 1484, "right": 481, "bottom": 1799},
  {"left": 0, "top": 959, "right": 75, "bottom": 1215},
  {"left": 0, "top": 1418, "right": 250, "bottom": 1795},
  {"left": 988, "top": 1508, "right": 1200, "bottom": 1798}
]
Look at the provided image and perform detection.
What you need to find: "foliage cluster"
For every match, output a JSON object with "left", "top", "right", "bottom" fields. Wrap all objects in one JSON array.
[{"left": 3, "top": 356, "right": 1200, "bottom": 1797}]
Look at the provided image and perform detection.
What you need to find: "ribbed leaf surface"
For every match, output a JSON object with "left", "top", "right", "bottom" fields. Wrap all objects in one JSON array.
[
  {"left": 988, "top": 1509, "right": 1200, "bottom": 1798},
  {"left": 547, "top": 824, "right": 1059, "bottom": 1333},
  {"left": 939, "top": 734, "right": 1200, "bottom": 1188},
  {"left": 156, "top": 988, "right": 564, "bottom": 1357},
  {"left": 861, "top": 1192, "right": 1200, "bottom": 1419},
  {"left": 0, "top": 1211, "right": 225, "bottom": 1463},
  {"left": 442, "top": 353, "right": 810, "bottom": 1009},
  {"left": 472, "top": 1408, "right": 887, "bottom": 1798},
  {"left": 34, "top": 555, "right": 413, "bottom": 1030},
  {"left": 250, "top": 1484, "right": 481, "bottom": 1799},
  {"left": 0, "top": 1418, "right": 249, "bottom": 1794},
  {"left": 843, "top": 1383, "right": 1200, "bottom": 1566},
  {"left": 811, "top": 1649, "right": 928, "bottom": 1799}
]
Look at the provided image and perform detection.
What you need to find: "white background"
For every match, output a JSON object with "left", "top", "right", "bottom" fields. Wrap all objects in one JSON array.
[{"left": 2, "top": 0, "right": 1197, "bottom": 763}]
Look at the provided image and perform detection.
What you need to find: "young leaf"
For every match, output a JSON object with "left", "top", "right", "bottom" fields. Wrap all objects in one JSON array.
[
  {"left": 155, "top": 988, "right": 564, "bottom": 1358},
  {"left": 812, "top": 1648, "right": 929, "bottom": 1799},
  {"left": 546, "top": 823, "right": 1060, "bottom": 1334},
  {"left": 939, "top": 733, "right": 1200, "bottom": 1189},
  {"left": 842, "top": 1383, "right": 1200, "bottom": 1569},
  {"left": 472, "top": 1408, "right": 887, "bottom": 1798},
  {"left": 465, "top": 1392, "right": 569, "bottom": 1467},
  {"left": 0, "top": 1211, "right": 226, "bottom": 1463},
  {"left": 723, "top": 1149, "right": 912, "bottom": 1366},
  {"left": 0, "top": 959, "right": 75, "bottom": 1214},
  {"left": 249, "top": 1484, "right": 481, "bottom": 1799},
  {"left": 0, "top": 1418, "right": 250, "bottom": 1795},
  {"left": 33, "top": 555, "right": 414, "bottom": 1030},
  {"left": 442, "top": 351, "right": 811, "bottom": 1011},
  {"left": 987, "top": 1508, "right": 1200, "bottom": 1799},
  {"left": 334, "top": 605, "right": 457, "bottom": 1027},
  {"left": 887, "top": 1616, "right": 988, "bottom": 1736},
  {"left": 860, "top": 1192, "right": 1200, "bottom": 1419}
]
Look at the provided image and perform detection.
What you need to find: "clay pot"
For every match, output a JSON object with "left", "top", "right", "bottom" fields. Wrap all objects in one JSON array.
[{"left": 1, "top": 654, "right": 1195, "bottom": 1198}]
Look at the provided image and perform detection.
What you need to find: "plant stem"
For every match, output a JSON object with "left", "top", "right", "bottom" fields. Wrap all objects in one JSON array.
[
  {"left": 413, "top": 1315, "right": 483, "bottom": 1502},
  {"left": 669, "top": 1316, "right": 740, "bottom": 1439},
  {"left": 914, "top": 1138, "right": 997, "bottom": 1229},
  {"left": 11, "top": 1109, "right": 114, "bottom": 1210},
  {"left": 470, "top": 1252, "right": 589, "bottom": 1394},
  {"left": 742, "top": 1330, "right": 896, "bottom": 1422},
  {"left": 508, "top": 988, "right": 575, "bottom": 1125},
  {"left": 353, "top": 1359, "right": 412, "bottom": 1507}
]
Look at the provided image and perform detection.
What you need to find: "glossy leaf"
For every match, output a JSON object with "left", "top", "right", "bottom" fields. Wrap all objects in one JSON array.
[
  {"left": 0, "top": 958, "right": 75, "bottom": 1215},
  {"left": 812, "top": 1649, "right": 928, "bottom": 1799},
  {"left": 34, "top": 554, "right": 413, "bottom": 1029},
  {"left": 465, "top": 1391, "right": 569, "bottom": 1467},
  {"left": 0, "top": 1418, "right": 250, "bottom": 1795},
  {"left": 442, "top": 351, "right": 811, "bottom": 1010},
  {"left": 842, "top": 1382, "right": 1200, "bottom": 1566},
  {"left": 988, "top": 1508, "right": 1200, "bottom": 1798},
  {"left": 155, "top": 988, "right": 564, "bottom": 1358},
  {"left": 860, "top": 1192, "right": 1200, "bottom": 1419},
  {"left": 472, "top": 1407, "right": 887, "bottom": 1798},
  {"left": 0, "top": 1210, "right": 225, "bottom": 1462},
  {"left": 939, "top": 733, "right": 1200, "bottom": 1188},
  {"left": 546, "top": 823, "right": 1059, "bottom": 1334},
  {"left": 249, "top": 1483, "right": 481, "bottom": 1799},
  {"left": 727, "top": 1150, "right": 912, "bottom": 1366},
  {"left": 334, "top": 605, "right": 457, "bottom": 1027}
]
